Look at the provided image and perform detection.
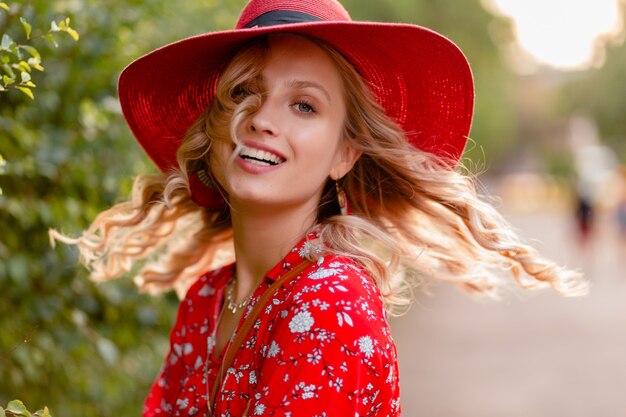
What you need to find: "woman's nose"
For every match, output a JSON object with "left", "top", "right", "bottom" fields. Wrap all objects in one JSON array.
[{"left": 249, "top": 98, "right": 278, "bottom": 137}]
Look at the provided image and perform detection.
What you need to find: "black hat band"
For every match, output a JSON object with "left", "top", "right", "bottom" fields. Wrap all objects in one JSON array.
[{"left": 244, "top": 10, "right": 322, "bottom": 28}]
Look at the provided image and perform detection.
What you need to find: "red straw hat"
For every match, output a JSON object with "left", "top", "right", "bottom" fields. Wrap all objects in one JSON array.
[{"left": 119, "top": 0, "right": 474, "bottom": 176}]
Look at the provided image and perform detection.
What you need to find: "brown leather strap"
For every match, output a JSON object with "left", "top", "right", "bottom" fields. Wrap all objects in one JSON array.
[{"left": 210, "top": 259, "right": 312, "bottom": 410}]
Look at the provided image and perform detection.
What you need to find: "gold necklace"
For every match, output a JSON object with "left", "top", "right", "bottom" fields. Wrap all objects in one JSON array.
[
  {"left": 206, "top": 279, "right": 242, "bottom": 416},
  {"left": 224, "top": 278, "right": 252, "bottom": 314}
]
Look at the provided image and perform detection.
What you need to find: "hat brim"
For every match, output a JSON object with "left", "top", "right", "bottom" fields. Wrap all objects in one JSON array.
[{"left": 118, "top": 21, "right": 474, "bottom": 172}]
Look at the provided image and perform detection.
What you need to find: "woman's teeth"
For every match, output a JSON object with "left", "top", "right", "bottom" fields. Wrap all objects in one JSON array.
[{"left": 238, "top": 146, "right": 285, "bottom": 166}]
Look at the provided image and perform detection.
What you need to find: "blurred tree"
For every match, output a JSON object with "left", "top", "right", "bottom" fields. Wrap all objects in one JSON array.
[
  {"left": 0, "top": 0, "right": 512, "bottom": 415},
  {"left": 558, "top": 20, "right": 626, "bottom": 162}
]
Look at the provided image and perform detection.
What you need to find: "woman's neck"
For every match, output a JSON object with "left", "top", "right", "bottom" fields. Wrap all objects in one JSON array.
[{"left": 229, "top": 202, "right": 317, "bottom": 299}]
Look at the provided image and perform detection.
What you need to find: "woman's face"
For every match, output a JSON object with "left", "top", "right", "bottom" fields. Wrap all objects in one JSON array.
[{"left": 210, "top": 34, "right": 359, "bottom": 214}]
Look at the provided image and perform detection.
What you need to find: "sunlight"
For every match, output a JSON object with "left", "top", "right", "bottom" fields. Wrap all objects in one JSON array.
[{"left": 484, "top": 0, "right": 624, "bottom": 71}]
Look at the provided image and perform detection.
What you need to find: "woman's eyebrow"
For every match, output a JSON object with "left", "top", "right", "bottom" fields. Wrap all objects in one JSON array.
[{"left": 286, "top": 80, "right": 332, "bottom": 102}]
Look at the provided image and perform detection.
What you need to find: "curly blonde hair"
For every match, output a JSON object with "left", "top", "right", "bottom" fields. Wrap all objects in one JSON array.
[{"left": 51, "top": 34, "right": 587, "bottom": 311}]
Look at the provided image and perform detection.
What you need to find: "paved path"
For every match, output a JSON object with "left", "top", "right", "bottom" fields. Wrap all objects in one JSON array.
[{"left": 390, "top": 210, "right": 626, "bottom": 416}]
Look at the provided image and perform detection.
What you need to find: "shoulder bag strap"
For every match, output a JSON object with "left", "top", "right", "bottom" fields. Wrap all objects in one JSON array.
[{"left": 210, "top": 259, "right": 313, "bottom": 410}]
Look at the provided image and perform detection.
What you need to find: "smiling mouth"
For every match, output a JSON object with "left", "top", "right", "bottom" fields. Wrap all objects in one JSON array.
[{"left": 238, "top": 145, "right": 286, "bottom": 167}]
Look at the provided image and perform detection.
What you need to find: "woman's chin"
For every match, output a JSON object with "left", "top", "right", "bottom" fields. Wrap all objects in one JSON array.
[
  {"left": 228, "top": 192, "right": 283, "bottom": 209},
  {"left": 228, "top": 192, "right": 317, "bottom": 215}
]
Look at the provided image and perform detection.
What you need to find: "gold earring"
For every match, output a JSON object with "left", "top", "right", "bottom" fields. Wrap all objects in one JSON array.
[{"left": 335, "top": 181, "right": 348, "bottom": 216}]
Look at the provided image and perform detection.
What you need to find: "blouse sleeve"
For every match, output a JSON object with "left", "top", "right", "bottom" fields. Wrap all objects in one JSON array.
[
  {"left": 249, "top": 258, "right": 402, "bottom": 417},
  {"left": 143, "top": 275, "right": 210, "bottom": 416}
]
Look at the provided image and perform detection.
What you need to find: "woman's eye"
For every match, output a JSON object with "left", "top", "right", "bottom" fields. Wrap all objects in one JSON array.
[{"left": 293, "top": 102, "right": 315, "bottom": 114}]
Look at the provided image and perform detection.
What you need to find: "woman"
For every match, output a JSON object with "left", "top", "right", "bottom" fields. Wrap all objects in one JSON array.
[{"left": 53, "top": 0, "right": 586, "bottom": 415}]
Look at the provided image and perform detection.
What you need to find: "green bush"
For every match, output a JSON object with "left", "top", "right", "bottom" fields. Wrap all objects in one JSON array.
[{"left": 1, "top": 399, "right": 51, "bottom": 417}]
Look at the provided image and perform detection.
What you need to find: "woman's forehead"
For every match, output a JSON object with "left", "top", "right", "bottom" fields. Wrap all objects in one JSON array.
[
  {"left": 259, "top": 35, "right": 343, "bottom": 87},
  {"left": 233, "top": 34, "right": 337, "bottom": 72}
]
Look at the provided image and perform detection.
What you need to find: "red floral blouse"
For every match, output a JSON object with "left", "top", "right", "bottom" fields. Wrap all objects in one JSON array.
[{"left": 144, "top": 233, "right": 401, "bottom": 416}]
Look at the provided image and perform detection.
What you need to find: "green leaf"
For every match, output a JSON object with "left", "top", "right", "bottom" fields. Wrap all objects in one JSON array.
[
  {"left": 20, "top": 17, "right": 32, "bottom": 40},
  {"left": 20, "top": 45, "right": 41, "bottom": 61},
  {"left": 1, "top": 34, "right": 13, "bottom": 51},
  {"left": 63, "top": 27, "right": 80, "bottom": 41},
  {"left": 0, "top": 2, "right": 9, "bottom": 12},
  {"left": 34, "top": 407, "right": 51, "bottom": 417},
  {"left": 2, "top": 75, "right": 15, "bottom": 85},
  {"left": 6, "top": 400, "right": 28, "bottom": 415},
  {"left": 20, "top": 61, "right": 30, "bottom": 72},
  {"left": 2, "top": 63, "right": 15, "bottom": 78},
  {"left": 44, "top": 34, "right": 58, "bottom": 48},
  {"left": 16, "top": 86, "right": 34, "bottom": 99},
  {"left": 22, "top": 81, "right": 36, "bottom": 88},
  {"left": 0, "top": 405, "right": 5, "bottom": 417},
  {"left": 51, "top": 18, "right": 80, "bottom": 41},
  {"left": 31, "top": 63, "right": 44, "bottom": 71},
  {"left": 1, "top": 55, "right": 8, "bottom": 64},
  {"left": 14, "top": 61, "right": 31, "bottom": 73}
]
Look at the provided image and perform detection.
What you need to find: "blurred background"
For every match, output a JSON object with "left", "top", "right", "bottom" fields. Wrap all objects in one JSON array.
[{"left": 1, "top": 0, "right": 625, "bottom": 415}]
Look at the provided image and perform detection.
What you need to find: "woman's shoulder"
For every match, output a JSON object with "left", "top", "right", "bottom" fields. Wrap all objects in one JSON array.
[
  {"left": 302, "top": 254, "right": 381, "bottom": 296},
  {"left": 267, "top": 253, "right": 396, "bottom": 369},
  {"left": 284, "top": 253, "right": 388, "bottom": 323}
]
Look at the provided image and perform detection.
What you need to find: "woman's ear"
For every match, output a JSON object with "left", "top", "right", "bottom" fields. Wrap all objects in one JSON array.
[{"left": 330, "top": 138, "right": 362, "bottom": 180}]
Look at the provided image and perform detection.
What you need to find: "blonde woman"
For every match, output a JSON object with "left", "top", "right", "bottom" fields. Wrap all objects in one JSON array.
[{"left": 53, "top": 0, "right": 586, "bottom": 415}]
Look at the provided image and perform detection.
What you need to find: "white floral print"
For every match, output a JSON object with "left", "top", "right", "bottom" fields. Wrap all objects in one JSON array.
[
  {"left": 253, "top": 403, "right": 266, "bottom": 415},
  {"left": 288, "top": 310, "right": 315, "bottom": 333},
  {"left": 306, "top": 348, "right": 322, "bottom": 364},
  {"left": 308, "top": 267, "right": 341, "bottom": 280},
  {"left": 266, "top": 340, "right": 280, "bottom": 358},
  {"left": 358, "top": 336, "right": 375, "bottom": 358}
]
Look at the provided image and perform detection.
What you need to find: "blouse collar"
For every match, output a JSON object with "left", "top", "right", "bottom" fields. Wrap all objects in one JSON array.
[{"left": 263, "top": 229, "right": 323, "bottom": 283}]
